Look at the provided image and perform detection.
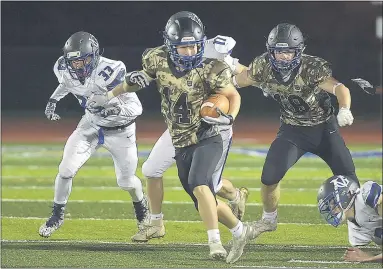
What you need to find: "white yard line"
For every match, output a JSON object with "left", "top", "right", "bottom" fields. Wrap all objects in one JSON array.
[
  {"left": 1, "top": 198, "right": 317, "bottom": 207},
  {"left": 288, "top": 259, "right": 355, "bottom": 264},
  {"left": 3, "top": 165, "right": 379, "bottom": 171},
  {"left": 1, "top": 216, "right": 327, "bottom": 225},
  {"left": 3, "top": 186, "right": 320, "bottom": 192}
]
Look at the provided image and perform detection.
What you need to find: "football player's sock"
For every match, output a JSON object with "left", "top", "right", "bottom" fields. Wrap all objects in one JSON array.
[
  {"left": 229, "top": 220, "right": 244, "bottom": 238},
  {"left": 262, "top": 209, "right": 277, "bottom": 222},
  {"left": 53, "top": 174, "right": 72, "bottom": 205},
  {"left": 150, "top": 213, "right": 164, "bottom": 226},
  {"left": 207, "top": 229, "right": 221, "bottom": 244}
]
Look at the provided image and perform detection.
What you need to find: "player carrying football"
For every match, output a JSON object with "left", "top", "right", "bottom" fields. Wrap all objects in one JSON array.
[{"left": 87, "top": 11, "right": 256, "bottom": 264}]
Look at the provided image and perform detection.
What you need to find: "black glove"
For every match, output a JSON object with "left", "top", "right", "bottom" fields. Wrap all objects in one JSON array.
[{"left": 44, "top": 99, "right": 61, "bottom": 121}]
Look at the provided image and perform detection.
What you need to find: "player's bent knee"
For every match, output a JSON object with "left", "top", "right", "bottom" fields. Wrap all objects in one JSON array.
[
  {"left": 58, "top": 164, "right": 76, "bottom": 179},
  {"left": 261, "top": 171, "right": 284, "bottom": 186},
  {"left": 117, "top": 175, "right": 139, "bottom": 190},
  {"left": 142, "top": 161, "right": 164, "bottom": 179}
]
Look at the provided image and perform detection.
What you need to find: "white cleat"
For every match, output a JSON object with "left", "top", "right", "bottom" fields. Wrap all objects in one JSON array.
[
  {"left": 131, "top": 224, "right": 166, "bottom": 242},
  {"left": 38, "top": 217, "right": 64, "bottom": 238},
  {"left": 226, "top": 223, "right": 255, "bottom": 264},
  {"left": 251, "top": 218, "right": 277, "bottom": 239},
  {"left": 209, "top": 242, "right": 227, "bottom": 260},
  {"left": 228, "top": 187, "right": 249, "bottom": 220}
]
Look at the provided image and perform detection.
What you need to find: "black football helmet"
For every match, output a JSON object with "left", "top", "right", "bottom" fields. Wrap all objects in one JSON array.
[
  {"left": 317, "top": 175, "right": 360, "bottom": 227},
  {"left": 163, "top": 11, "right": 206, "bottom": 70},
  {"left": 63, "top": 31, "right": 100, "bottom": 85},
  {"left": 266, "top": 23, "right": 305, "bottom": 73}
]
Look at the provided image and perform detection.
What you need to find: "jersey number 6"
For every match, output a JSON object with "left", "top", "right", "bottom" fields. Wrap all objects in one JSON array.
[{"left": 163, "top": 87, "right": 192, "bottom": 124}]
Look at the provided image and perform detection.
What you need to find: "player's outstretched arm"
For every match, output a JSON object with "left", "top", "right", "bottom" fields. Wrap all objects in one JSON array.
[
  {"left": 44, "top": 84, "right": 69, "bottom": 121},
  {"left": 232, "top": 68, "right": 255, "bottom": 88},
  {"left": 319, "top": 77, "right": 354, "bottom": 127},
  {"left": 107, "top": 71, "right": 152, "bottom": 99}
]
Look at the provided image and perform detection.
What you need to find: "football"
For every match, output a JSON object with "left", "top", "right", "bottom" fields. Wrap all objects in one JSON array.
[{"left": 200, "top": 94, "right": 230, "bottom": 118}]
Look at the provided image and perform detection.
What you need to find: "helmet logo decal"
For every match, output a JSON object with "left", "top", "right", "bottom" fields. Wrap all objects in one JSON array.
[
  {"left": 275, "top": 43, "right": 289, "bottom": 48},
  {"left": 330, "top": 176, "right": 350, "bottom": 190},
  {"left": 66, "top": 51, "right": 81, "bottom": 58}
]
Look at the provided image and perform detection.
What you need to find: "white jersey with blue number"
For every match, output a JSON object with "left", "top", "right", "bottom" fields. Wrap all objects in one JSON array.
[
  {"left": 50, "top": 56, "right": 142, "bottom": 127},
  {"left": 347, "top": 181, "right": 382, "bottom": 246}
]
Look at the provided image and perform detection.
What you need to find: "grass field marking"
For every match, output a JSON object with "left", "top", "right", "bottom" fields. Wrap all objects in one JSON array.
[
  {"left": 2, "top": 216, "right": 328, "bottom": 226},
  {"left": 288, "top": 259, "right": 355, "bottom": 264},
  {"left": 1, "top": 239, "right": 369, "bottom": 249},
  {"left": 3, "top": 164, "right": 379, "bottom": 172},
  {"left": 3, "top": 186, "right": 320, "bottom": 192},
  {"left": 1, "top": 198, "right": 317, "bottom": 207}
]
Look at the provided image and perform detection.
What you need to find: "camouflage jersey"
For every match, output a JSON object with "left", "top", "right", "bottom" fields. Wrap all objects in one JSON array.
[
  {"left": 248, "top": 53, "right": 334, "bottom": 126},
  {"left": 142, "top": 45, "right": 233, "bottom": 148}
]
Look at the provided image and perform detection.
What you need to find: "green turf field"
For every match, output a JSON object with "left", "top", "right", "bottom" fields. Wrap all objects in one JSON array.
[{"left": 1, "top": 143, "right": 382, "bottom": 268}]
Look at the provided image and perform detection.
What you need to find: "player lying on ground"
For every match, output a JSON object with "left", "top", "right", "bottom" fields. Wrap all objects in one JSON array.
[
  {"left": 231, "top": 23, "right": 360, "bottom": 240},
  {"left": 39, "top": 32, "right": 148, "bottom": 238},
  {"left": 87, "top": 11, "right": 257, "bottom": 264},
  {"left": 317, "top": 175, "right": 382, "bottom": 263},
  {"left": 134, "top": 35, "right": 249, "bottom": 243}
]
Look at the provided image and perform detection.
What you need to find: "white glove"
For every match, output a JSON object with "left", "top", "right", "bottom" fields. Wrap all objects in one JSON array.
[
  {"left": 202, "top": 107, "right": 234, "bottom": 126},
  {"left": 86, "top": 92, "right": 109, "bottom": 109},
  {"left": 44, "top": 99, "right": 61, "bottom": 121},
  {"left": 337, "top": 107, "right": 354, "bottom": 127}
]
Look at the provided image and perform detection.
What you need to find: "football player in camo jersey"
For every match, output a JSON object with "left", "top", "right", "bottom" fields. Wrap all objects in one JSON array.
[
  {"left": 231, "top": 23, "right": 360, "bottom": 240},
  {"left": 87, "top": 11, "right": 257, "bottom": 264}
]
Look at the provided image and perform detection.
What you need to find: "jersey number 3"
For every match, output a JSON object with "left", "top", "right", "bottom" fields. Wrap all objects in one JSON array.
[
  {"left": 98, "top": 66, "right": 114, "bottom": 81},
  {"left": 163, "top": 87, "right": 192, "bottom": 124}
]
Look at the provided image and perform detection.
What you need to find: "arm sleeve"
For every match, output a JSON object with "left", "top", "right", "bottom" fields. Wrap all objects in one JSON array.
[
  {"left": 142, "top": 48, "right": 158, "bottom": 79},
  {"left": 51, "top": 57, "right": 70, "bottom": 101}
]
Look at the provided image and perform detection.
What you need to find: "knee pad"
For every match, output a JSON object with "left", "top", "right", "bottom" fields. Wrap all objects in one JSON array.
[
  {"left": 117, "top": 175, "right": 140, "bottom": 191},
  {"left": 142, "top": 161, "right": 164, "bottom": 179},
  {"left": 261, "top": 168, "right": 284, "bottom": 186},
  {"left": 58, "top": 164, "right": 75, "bottom": 180}
]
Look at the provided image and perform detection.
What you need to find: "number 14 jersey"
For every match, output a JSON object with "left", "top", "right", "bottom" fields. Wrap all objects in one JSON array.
[
  {"left": 249, "top": 53, "right": 334, "bottom": 126},
  {"left": 141, "top": 45, "right": 233, "bottom": 148}
]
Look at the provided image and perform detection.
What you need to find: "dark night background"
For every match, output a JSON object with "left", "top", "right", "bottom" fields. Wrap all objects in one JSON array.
[{"left": 1, "top": 1, "right": 382, "bottom": 119}]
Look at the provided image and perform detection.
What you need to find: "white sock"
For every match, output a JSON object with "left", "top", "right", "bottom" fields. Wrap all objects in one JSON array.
[
  {"left": 262, "top": 210, "right": 277, "bottom": 222},
  {"left": 207, "top": 229, "right": 221, "bottom": 244},
  {"left": 150, "top": 213, "right": 163, "bottom": 221},
  {"left": 53, "top": 174, "right": 73, "bottom": 204},
  {"left": 229, "top": 221, "right": 244, "bottom": 238},
  {"left": 119, "top": 175, "right": 144, "bottom": 202}
]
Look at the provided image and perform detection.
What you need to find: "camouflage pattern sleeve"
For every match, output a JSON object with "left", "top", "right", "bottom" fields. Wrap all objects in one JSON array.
[
  {"left": 206, "top": 60, "right": 233, "bottom": 92},
  {"left": 141, "top": 48, "right": 159, "bottom": 79},
  {"left": 247, "top": 53, "right": 269, "bottom": 82},
  {"left": 303, "top": 56, "right": 332, "bottom": 87}
]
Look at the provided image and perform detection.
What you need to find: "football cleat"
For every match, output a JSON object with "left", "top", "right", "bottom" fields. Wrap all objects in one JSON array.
[
  {"left": 250, "top": 218, "right": 277, "bottom": 239},
  {"left": 209, "top": 241, "right": 227, "bottom": 260},
  {"left": 133, "top": 195, "right": 150, "bottom": 230},
  {"left": 131, "top": 223, "right": 166, "bottom": 242},
  {"left": 228, "top": 187, "right": 249, "bottom": 220},
  {"left": 226, "top": 223, "right": 255, "bottom": 264},
  {"left": 38, "top": 203, "right": 65, "bottom": 238}
]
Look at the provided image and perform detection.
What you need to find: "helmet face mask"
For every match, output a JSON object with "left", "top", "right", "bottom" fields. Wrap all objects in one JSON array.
[
  {"left": 266, "top": 23, "right": 305, "bottom": 73},
  {"left": 317, "top": 175, "right": 360, "bottom": 227},
  {"left": 163, "top": 11, "right": 206, "bottom": 71},
  {"left": 63, "top": 32, "right": 100, "bottom": 84}
]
